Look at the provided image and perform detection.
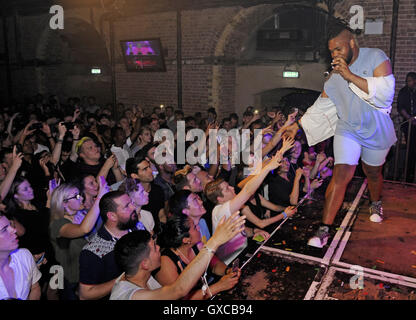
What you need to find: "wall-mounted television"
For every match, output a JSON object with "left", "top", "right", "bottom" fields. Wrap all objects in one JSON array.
[{"left": 120, "top": 38, "right": 166, "bottom": 72}]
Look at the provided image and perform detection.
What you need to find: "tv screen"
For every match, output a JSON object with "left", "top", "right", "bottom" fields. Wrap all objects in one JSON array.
[{"left": 120, "top": 38, "right": 166, "bottom": 72}]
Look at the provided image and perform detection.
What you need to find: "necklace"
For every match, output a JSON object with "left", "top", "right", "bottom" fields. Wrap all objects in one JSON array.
[{"left": 176, "top": 248, "right": 192, "bottom": 265}]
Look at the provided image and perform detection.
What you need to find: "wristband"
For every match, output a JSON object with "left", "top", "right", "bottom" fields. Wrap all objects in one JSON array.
[
  {"left": 57, "top": 139, "right": 63, "bottom": 143},
  {"left": 203, "top": 245, "right": 215, "bottom": 254},
  {"left": 282, "top": 211, "right": 288, "bottom": 219}
]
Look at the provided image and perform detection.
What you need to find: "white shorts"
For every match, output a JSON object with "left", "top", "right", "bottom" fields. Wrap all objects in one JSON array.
[{"left": 333, "top": 135, "right": 390, "bottom": 167}]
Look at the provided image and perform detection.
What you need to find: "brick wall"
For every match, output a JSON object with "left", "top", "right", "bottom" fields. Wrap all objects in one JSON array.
[{"left": 1, "top": 1, "right": 415, "bottom": 123}]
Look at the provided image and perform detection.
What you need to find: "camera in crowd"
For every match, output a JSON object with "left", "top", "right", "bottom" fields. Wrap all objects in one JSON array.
[
  {"left": 29, "top": 122, "right": 43, "bottom": 131},
  {"left": 63, "top": 122, "right": 74, "bottom": 130}
]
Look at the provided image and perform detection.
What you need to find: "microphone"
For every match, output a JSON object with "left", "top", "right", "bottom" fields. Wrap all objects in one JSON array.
[{"left": 324, "top": 64, "right": 337, "bottom": 77}]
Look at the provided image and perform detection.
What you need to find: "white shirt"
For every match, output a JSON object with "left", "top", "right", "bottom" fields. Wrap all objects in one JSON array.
[
  {"left": 110, "top": 137, "right": 133, "bottom": 171},
  {"left": 212, "top": 201, "right": 247, "bottom": 265},
  {"left": 0, "top": 249, "right": 42, "bottom": 300},
  {"left": 110, "top": 274, "right": 161, "bottom": 300}
]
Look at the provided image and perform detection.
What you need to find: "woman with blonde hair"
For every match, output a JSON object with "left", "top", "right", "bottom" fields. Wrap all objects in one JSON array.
[{"left": 49, "top": 176, "right": 109, "bottom": 300}]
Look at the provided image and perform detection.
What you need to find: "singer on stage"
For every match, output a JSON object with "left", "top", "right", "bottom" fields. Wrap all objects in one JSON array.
[{"left": 286, "top": 18, "right": 397, "bottom": 248}]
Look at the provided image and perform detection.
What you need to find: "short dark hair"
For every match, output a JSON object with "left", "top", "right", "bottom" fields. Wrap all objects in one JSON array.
[
  {"left": 114, "top": 230, "right": 152, "bottom": 276},
  {"left": 229, "top": 113, "right": 238, "bottom": 121},
  {"left": 158, "top": 214, "right": 191, "bottom": 249},
  {"left": 169, "top": 190, "right": 192, "bottom": 216},
  {"left": 207, "top": 107, "right": 216, "bottom": 115},
  {"left": 406, "top": 72, "right": 416, "bottom": 81},
  {"left": 126, "top": 154, "right": 147, "bottom": 177},
  {"left": 243, "top": 110, "right": 253, "bottom": 118},
  {"left": 99, "top": 191, "right": 125, "bottom": 223},
  {"left": 327, "top": 17, "right": 354, "bottom": 42}
]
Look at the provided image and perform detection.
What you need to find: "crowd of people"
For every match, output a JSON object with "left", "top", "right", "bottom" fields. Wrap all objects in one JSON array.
[
  {"left": 0, "top": 18, "right": 406, "bottom": 301},
  {"left": 0, "top": 95, "right": 334, "bottom": 300}
]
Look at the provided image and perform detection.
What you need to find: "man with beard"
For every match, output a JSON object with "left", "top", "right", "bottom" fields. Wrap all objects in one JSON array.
[
  {"left": 284, "top": 19, "right": 396, "bottom": 248},
  {"left": 78, "top": 191, "right": 139, "bottom": 300}
]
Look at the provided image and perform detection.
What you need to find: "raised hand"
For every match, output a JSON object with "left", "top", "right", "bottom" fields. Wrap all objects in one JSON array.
[
  {"left": 295, "top": 168, "right": 304, "bottom": 179},
  {"left": 280, "top": 136, "right": 295, "bottom": 154},
  {"left": 11, "top": 145, "right": 23, "bottom": 170},
  {"left": 332, "top": 56, "right": 354, "bottom": 82},
  {"left": 97, "top": 176, "right": 110, "bottom": 199},
  {"left": 283, "top": 109, "right": 298, "bottom": 128},
  {"left": 284, "top": 206, "right": 297, "bottom": 218},
  {"left": 218, "top": 270, "right": 240, "bottom": 291},
  {"left": 22, "top": 120, "right": 37, "bottom": 138},
  {"left": 69, "top": 125, "right": 80, "bottom": 140},
  {"left": 311, "top": 178, "right": 323, "bottom": 190},
  {"left": 57, "top": 122, "right": 67, "bottom": 138}
]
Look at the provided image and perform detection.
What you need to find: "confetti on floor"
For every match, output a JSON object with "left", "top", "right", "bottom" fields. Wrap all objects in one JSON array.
[
  {"left": 285, "top": 267, "right": 290, "bottom": 272},
  {"left": 376, "top": 260, "right": 385, "bottom": 264}
]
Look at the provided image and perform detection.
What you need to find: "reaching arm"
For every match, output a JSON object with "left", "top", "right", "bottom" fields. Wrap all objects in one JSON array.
[
  {"left": 51, "top": 122, "right": 67, "bottom": 166},
  {"left": 27, "top": 282, "right": 41, "bottom": 300},
  {"left": 258, "top": 194, "right": 286, "bottom": 212},
  {"left": 59, "top": 177, "right": 109, "bottom": 238},
  {"left": 79, "top": 278, "right": 118, "bottom": 300},
  {"left": 289, "top": 169, "right": 303, "bottom": 206},
  {"left": 132, "top": 212, "right": 246, "bottom": 300},
  {"left": 0, "top": 147, "right": 23, "bottom": 201}
]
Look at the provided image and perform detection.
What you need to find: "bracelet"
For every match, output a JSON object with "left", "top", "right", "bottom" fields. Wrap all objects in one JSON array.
[
  {"left": 282, "top": 211, "right": 288, "bottom": 219},
  {"left": 57, "top": 139, "right": 63, "bottom": 143},
  {"left": 203, "top": 245, "right": 215, "bottom": 254}
]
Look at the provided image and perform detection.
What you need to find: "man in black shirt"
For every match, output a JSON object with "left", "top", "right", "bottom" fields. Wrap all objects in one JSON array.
[
  {"left": 397, "top": 72, "right": 416, "bottom": 183},
  {"left": 126, "top": 154, "right": 166, "bottom": 234},
  {"left": 78, "top": 191, "right": 138, "bottom": 300}
]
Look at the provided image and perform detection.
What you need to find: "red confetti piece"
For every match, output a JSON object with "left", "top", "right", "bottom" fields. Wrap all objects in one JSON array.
[
  {"left": 282, "top": 240, "right": 286, "bottom": 245},
  {"left": 379, "top": 283, "right": 383, "bottom": 289},
  {"left": 257, "top": 253, "right": 261, "bottom": 258},
  {"left": 376, "top": 260, "right": 385, "bottom": 264},
  {"left": 272, "top": 269, "right": 277, "bottom": 273},
  {"left": 363, "top": 292, "right": 368, "bottom": 295},
  {"left": 285, "top": 266, "right": 290, "bottom": 272}
]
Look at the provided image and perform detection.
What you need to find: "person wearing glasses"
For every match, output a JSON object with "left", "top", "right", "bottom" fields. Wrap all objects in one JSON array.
[
  {"left": 49, "top": 176, "right": 109, "bottom": 300},
  {"left": 78, "top": 191, "right": 141, "bottom": 300}
]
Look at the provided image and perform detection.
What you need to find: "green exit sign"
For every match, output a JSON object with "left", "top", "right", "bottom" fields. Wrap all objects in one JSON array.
[
  {"left": 283, "top": 71, "right": 299, "bottom": 78},
  {"left": 91, "top": 68, "right": 101, "bottom": 74}
]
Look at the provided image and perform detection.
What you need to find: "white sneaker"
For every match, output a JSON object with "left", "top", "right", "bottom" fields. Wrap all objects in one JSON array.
[{"left": 369, "top": 201, "right": 383, "bottom": 223}]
